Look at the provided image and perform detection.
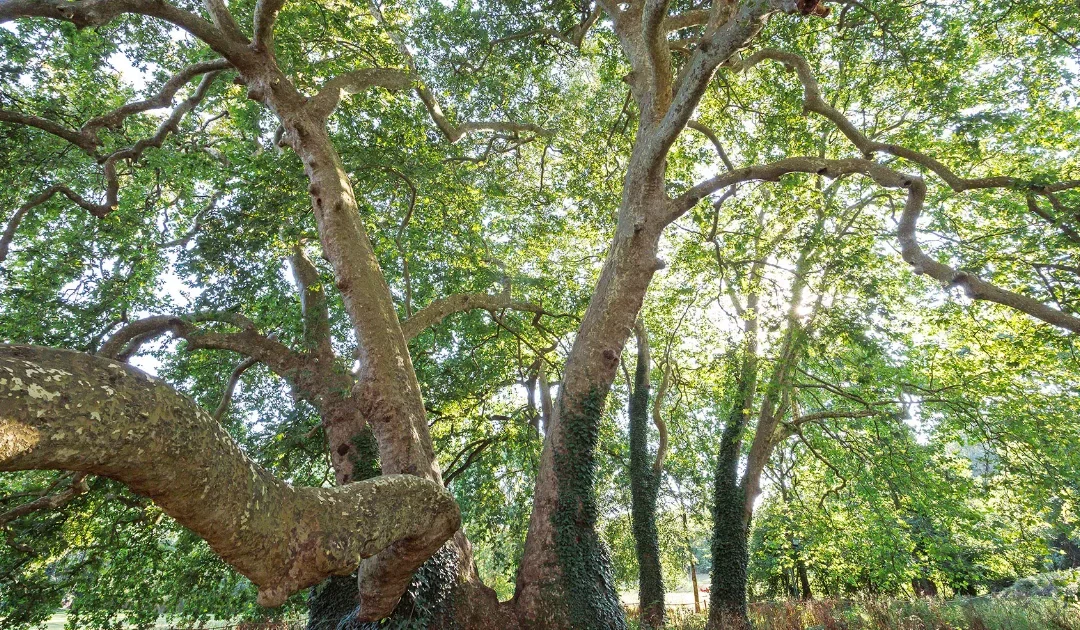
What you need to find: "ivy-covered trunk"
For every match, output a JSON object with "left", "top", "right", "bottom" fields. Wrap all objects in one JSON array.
[
  {"left": 512, "top": 183, "right": 668, "bottom": 629},
  {"left": 708, "top": 425, "right": 752, "bottom": 629},
  {"left": 629, "top": 324, "right": 664, "bottom": 629},
  {"left": 708, "top": 300, "right": 759, "bottom": 630}
]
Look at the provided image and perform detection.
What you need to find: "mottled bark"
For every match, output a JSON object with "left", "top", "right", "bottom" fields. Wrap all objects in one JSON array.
[{"left": 0, "top": 345, "right": 459, "bottom": 608}]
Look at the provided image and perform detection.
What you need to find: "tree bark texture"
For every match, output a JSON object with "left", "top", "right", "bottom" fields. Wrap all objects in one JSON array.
[{"left": 0, "top": 345, "right": 459, "bottom": 609}]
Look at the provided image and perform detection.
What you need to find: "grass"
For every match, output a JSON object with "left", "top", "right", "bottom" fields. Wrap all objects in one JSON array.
[
  {"left": 627, "top": 597, "right": 1080, "bottom": 629},
  {"left": 45, "top": 596, "right": 1078, "bottom": 629}
]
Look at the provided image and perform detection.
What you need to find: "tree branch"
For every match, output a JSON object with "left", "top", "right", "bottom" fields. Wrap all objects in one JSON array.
[
  {"left": 368, "top": 0, "right": 552, "bottom": 144},
  {"left": 674, "top": 156, "right": 1080, "bottom": 333},
  {"left": 252, "top": 0, "right": 285, "bottom": 50},
  {"left": 98, "top": 313, "right": 305, "bottom": 378},
  {"left": 0, "top": 69, "right": 225, "bottom": 219},
  {"left": 289, "top": 244, "right": 334, "bottom": 358},
  {"left": 0, "top": 472, "right": 88, "bottom": 526},
  {"left": 308, "top": 68, "right": 415, "bottom": 120},
  {"left": 0, "top": 0, "right": 243, "bottom": 60},
  {"left": 401, "top": 292, "right": 553, "bottom": 340},
  {"left": 0, "top": 345, "right": 459, "bottom": 607},
  {"left": 735, "top": 48, "right": 1080, "bottom": 195},
  {"left": 212, "top": 356, "right": 259, "bottom": 421}
]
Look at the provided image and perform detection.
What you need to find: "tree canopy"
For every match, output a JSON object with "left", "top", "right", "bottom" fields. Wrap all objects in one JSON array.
[{"left": 0, "top": 0, "right": 1078, "bottom": 628}]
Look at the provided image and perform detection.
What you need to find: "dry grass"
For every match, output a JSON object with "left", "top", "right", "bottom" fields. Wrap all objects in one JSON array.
[{"left": 628, "top": 597, "right": 1080, "bottom": 630}]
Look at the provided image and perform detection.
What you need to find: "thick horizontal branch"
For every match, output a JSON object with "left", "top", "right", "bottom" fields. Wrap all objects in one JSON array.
[
  {"left": 400, "top": 292, "right": 551, "bottom": 340},
  {"left": 0, "top": 345, "right": 459, "bottom": 606},
  {"left": 662, "top": 9, "right": 709, "bottom": 32},
  {"left": 308, "top": 68, "right": 415, "bottom": 120}
]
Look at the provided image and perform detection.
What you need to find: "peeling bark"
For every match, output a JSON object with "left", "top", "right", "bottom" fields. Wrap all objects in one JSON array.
[{"left": 0, "top": 345, "right": 459, "bottom": 609}]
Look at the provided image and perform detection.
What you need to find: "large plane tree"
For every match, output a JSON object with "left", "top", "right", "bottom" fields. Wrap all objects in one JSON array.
[{"left": 1, "top": 0, "right": 1078, "bottom": 628}]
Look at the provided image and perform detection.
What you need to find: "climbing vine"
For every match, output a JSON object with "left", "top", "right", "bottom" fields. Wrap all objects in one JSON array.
[{"left": 551, "top": 388, "right": 627, "bottom": 630}]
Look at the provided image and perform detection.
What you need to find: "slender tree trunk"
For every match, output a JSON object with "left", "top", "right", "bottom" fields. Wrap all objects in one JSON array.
[
  {"left": 796, "top": 559, "right": 812, "bottom": 601},
  {"left": 629, "top": 324, "right": 664, "bottom": 629},
  {"left": 690, "top": 561, "right": 701, "bottom": 614},
  {"left": 708, "top": 294, "right": 759, "bottom": 630},
  {"left": 708, "top": 431, "right": 752, "bottom": 630}
]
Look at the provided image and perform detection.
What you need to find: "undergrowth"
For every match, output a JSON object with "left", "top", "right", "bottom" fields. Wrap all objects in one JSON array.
[{"left": 627, "top": 597, "right": 1080, "bottom": 630}]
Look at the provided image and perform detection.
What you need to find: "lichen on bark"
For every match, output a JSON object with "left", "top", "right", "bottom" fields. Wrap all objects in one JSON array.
[{"left": 0, "top": 344, "right": 459, "bottom": 609}]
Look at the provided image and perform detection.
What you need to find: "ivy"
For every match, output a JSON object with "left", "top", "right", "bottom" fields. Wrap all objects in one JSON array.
[{"left": 551, "top": 388, "right": 627, "bottom": 630}]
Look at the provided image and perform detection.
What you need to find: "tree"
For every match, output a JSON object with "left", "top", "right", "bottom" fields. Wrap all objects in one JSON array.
[{"left": 3, "top": 0, "right": 1080, "bottom": 629}]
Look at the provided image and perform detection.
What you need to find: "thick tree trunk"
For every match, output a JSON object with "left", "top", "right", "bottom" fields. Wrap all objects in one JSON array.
[
  {"left": 0, "top": 345, "right": 459, "bottom": 609},
  {"left": 242, "top": 61, "right": 493, "bottom": 623},
  {"left": 511, "top": 188, "right": 667, "bottom": 628},
  {"left": 629, "top": 325, "right": 664, "bottom": 629}
]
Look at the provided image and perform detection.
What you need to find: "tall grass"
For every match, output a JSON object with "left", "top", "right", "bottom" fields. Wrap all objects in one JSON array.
[{"left": 628, "top": 597, "right": 1080, "bottom": 630}]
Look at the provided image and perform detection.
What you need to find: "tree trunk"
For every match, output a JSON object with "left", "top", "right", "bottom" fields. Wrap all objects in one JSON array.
[
  {"left": 796, "top": 558, "right": 812, "bottom": 601},
  {"left": 511, "top": 188, "right": 667, "bottom": 628},
  {"left": 708, "top": 306, "right": 759, "bottom": 630},
  {"left": 708, "top": 444, "right": 752, "bottom": 630},
  {"left": 629, "top": 324, "right": 664, "bottom": 629},
  {"left": 246, "top": 61, "right": 497, "bottom": 624}
]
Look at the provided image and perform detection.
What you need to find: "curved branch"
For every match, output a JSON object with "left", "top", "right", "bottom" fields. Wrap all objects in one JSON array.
[
  {"left": 674, "top": 156, "right": 1080, "bottom": 333},
  {"left": 212, "top": 356, "right": 258, "bottom": 421},
  {"left": 400, "top": 292, "right": 552, "bottom": 340},
  {"left": 81, "top": 59, "right": 232, "bottom": 142},
  {"left": 1, "top": 187, "right": 59, "bottom": 264},
  {"left": 368, "top": 0, "right": 552, "bottom": 144},
  {"left": 98, "top": 313, "right": 305, "bottom": 377},
  {"left": 0, "top": 109, "right": 97, "bottom": 153},
  {"left": 0, "top": 345, "right": 459, "bottom": 607},
  {"left": 308, "top": 68, "right": 415, "bottom": 120},
  {"left": 0, "top": 0, "right": 242, "bottom": 59},
  {"left": 1, "top": 70, "right": 225, "bottom": 219},
  {"left": 686, "top": 120, "right": 734, "bottom": 171},
  {"left": 736, "top": 49, "right": 1080, "bottom": 195}
]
